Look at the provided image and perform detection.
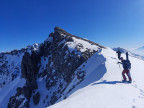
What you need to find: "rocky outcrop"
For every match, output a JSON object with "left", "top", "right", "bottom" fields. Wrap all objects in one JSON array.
[
  {"left": 7, "top": 87, "right": 29, "bottom": 108},
  {"left": 5, "top": 27, "right": 105, "bottom": 108},
  {"left": 39, "top": 27, "right": 103, "bottom": 83},
  {"left": 7, "top": 50, "right": 41, "bottom": 107},
  {"left": 21, "top": 51, "right": 40, "bottom": 81},
  {"left": 21, "top": 51, "right": 40, "bottom": 100},
  {"left": 33, "top": 92, "right": 40, "bottom": 105}
]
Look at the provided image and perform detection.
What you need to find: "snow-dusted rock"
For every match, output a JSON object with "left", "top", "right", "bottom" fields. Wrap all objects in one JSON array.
[{"left": 0, "top": 27, "right": 104, "bottom": 108}]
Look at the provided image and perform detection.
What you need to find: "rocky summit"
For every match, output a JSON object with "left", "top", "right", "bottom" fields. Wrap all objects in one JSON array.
[{"left": 0, "top": 27, "right": 104, "bottom": 108}]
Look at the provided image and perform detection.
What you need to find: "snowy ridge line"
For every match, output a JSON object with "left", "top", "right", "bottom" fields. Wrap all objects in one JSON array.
[
  {"left": 56, "top": 49, "right": 106, "bottom": 100},
  {"left": 54, "top": 26, "right": 105, "bottom": 49},
  {"left": 48, "top": 47, "right": 144, "bottom": 108},
  {"left": 71, "top": 35, "right": 105, "bottom": 49},
  {"left": 0, "top": 43, "right": 40, "bottom": 55}
]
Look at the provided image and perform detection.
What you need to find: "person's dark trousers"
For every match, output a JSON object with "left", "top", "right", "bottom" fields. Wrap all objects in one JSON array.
[{"left": 122, "top": 69, "right": 132, "bottom": 81}]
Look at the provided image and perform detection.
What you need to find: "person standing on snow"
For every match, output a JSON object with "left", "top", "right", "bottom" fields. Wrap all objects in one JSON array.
[
  {"left": 116, "top": 48, "right": 122, "bottom": 59},
  {"left": 118, "top": 57, "right": 132, "bottom": 83}
]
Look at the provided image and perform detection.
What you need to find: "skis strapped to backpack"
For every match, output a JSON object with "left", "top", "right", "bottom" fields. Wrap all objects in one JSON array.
[
  {"left": 125, "top": 52, "right": 131, "bottom": 69},
  {"left": 126, "top": 52, "right": 129, "bottom": 60}
]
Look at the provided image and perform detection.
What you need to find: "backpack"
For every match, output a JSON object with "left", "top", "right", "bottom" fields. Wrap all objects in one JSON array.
[{"left": 123, "top": 60, "right": 131, "bottom": 69}]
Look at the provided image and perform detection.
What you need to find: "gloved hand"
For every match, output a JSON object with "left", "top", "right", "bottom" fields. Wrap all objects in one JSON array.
[{"left": 117, "top": 62, "right": 121, "bottom": 64}]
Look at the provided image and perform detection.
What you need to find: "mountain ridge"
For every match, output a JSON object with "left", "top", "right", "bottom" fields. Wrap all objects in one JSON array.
[
  {"left": 0, "top": 27, "right": 104, "bottom": 108},
  {"left": 1, "top": 27, "right": 143, "bottom": 108},
  {"left": 48, "top": 47, "right": 144, "bottom": 108}
]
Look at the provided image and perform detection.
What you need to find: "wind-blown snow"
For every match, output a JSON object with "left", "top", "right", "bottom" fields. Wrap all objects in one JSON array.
[{"left": 48, "top": 47, "right": 144, "bottom": 108}]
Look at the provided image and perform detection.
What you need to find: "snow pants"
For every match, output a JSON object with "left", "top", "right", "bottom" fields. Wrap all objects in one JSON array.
[{"left": 122, "top": 69, "right": 132, "bottom": 81}]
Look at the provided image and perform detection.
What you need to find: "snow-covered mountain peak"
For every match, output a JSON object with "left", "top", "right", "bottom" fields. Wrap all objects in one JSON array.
[
  {"left": 0, "top": 27, "right": 105, "bottom": 108},
  {"left": 47, "top": 27, "right": 104, "bottom": 53},
  {"left": 0, "top": 27, "right": 144, "bottom": 108},
  {"left": 54, "top": 26, "right": 66, "bottom": 33}
]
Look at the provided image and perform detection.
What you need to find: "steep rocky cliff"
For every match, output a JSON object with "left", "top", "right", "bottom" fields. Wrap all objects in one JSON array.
[{"left": 0, "top": 27, "right": 104, "bottom": 108}]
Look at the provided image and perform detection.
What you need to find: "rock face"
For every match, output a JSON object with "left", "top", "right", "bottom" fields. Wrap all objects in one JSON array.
[
  {"left": 33, "top": 92, "right": 40, "bottom": 105},
  {"left": 21, "top": 51, "right": 40, "bottom": 81},
  {"left": 0, "top": 27, "right": 105, "bottom": 108}
]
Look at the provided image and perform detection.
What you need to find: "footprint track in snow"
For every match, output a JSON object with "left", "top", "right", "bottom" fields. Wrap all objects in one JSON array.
[
  {"left": 139, "top": 89, "right": 144, "bottom": 98},
  {"left": 131, "top": 83, "right": 144, "bottom": 99}
]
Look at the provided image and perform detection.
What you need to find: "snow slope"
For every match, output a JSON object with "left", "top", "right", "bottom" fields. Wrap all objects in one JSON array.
[
  {"left": 48, "top": 47, "right": 144, "bottom": 108},
  {"left": 0, "top": 77, "right": 25, "bottom": 108}
]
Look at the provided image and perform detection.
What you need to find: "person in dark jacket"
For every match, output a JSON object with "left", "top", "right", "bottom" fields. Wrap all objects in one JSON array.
[
  {"left": 118, "top": 57, "right": 132, "bottom": 83},
  {"left": 116, "top": 49, "right": 122, "bottom": 59}
]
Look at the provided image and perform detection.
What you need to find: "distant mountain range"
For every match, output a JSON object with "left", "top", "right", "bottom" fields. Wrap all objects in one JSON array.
[
  {"left": 135, "top": 46, "right": 144, "bottom": 51},
  {"left": 133, "top": 46, "right": 144, "bottom": 56}
]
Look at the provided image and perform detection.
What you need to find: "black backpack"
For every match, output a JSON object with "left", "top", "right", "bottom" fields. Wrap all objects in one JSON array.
[{"left": 123, "top": 60, "right": 131, "bottom": 69}]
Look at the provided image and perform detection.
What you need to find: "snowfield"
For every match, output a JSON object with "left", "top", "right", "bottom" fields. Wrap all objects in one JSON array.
[{"left": 48, "top": 48, "right": 144, "bottom": 108}]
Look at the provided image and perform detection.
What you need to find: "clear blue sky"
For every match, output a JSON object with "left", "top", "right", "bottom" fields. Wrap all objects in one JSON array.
[{"left": 0, "top": 0, "right": 144, "bottom": 52}]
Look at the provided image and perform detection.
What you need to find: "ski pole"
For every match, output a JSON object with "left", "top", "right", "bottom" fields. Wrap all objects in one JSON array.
[
  {"left": 118, "top": 63, "right": 123, "bottom": 80},
  {"left": 118, "top": 63, "right": 121, "bottom": 71}
]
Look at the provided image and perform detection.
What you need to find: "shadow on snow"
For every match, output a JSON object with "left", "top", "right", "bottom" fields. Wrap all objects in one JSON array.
[{"left": 92, "top": 80, "right": 124, "bottom": 86}]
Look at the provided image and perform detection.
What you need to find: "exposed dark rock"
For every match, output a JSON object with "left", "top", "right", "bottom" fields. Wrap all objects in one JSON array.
[
  {"left": 41, "top": 70, "right": 48, "bottom": 77},
  {"left": 8, "top": 87, "right": 28, "bottom": 108},
  {"left": 33, "top": 92, "right": 40, "bottom": 105},
  {"left": 23, "top": 101, "right": 29, "bottom": 108},
  {"left": 16, "top": 87, "right": 22, "bottom": 96},
  {"left": 21, "top": 51, "right": 40, "bottom": 81},
  {"left": 50, "top": 94, "right": 58, "bottom": 105},
  {"left": 30, "top": 79, "right": 38, "bottom": 90},
  {"left": 7, "top": 97, "right": 25, "bottom": 108},
  {"left": 22, "top": 86, "right": 32, "bottom": 99},
  {"left": 20, "top": 50, "right": 40, "bottom": 106}
]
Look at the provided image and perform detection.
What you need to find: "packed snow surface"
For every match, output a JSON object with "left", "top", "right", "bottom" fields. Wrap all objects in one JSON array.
[{"left": 48, "top": 48, "right": 144, "bottom": 108}]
